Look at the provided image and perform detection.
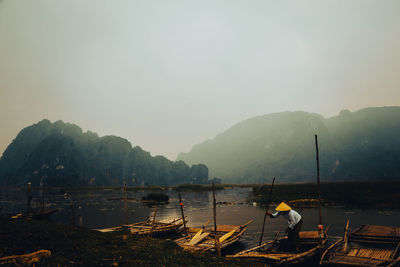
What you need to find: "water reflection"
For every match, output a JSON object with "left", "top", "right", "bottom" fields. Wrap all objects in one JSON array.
[{"left": 1, "top": 187, "right": 399, "bottom": 251}]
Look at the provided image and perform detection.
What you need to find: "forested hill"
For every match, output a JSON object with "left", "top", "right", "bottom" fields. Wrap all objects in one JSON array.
[
  {"left": 0, "top": 120, "right": 208, "bottom": 186},
  {"left": 177, "top": 107, "right": 400, "bottom": 183}
]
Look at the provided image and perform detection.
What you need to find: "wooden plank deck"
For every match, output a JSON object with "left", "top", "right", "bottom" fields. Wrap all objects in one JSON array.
[
  {"left": 352, "top": 225, "right": 400, "bottom": 238},
  {"left": 329, "top": 254, "right": 392, "bottom": 266}
]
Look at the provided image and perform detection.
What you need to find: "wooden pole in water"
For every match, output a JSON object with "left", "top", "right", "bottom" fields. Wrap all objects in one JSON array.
[
  {"left": 65, "top": 193, "right": 75, "bottom": 226},
  {"left": 40, "top": 179, "right": 44, "bottom": 211},
  {"left": 342, "top": 219, "right": 350, "bottom": 253},
  {"left": 123, "top": 182, "right": 128, "bottom": 224},
  {"left": 259, "top": 177, "right": 275, "bottom": 247},
  {"left": 149, "top": 206, "right": 158, "bottom": 237},
  {"left": 315, "top": 134, "right": 322, "bottom": 226},
  {"left": 178, "top": 193, "right": 188, "bottom": 236},
  {"left": 212, "top": 181, "right": 221, "bottom": 256},
  {"left": 26, "top": 182, "right": 32, "bottom": 214}
]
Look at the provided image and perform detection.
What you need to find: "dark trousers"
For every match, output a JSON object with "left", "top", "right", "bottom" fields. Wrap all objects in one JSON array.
[{"left": 287, "top": 218, "right": 303, "bottom": 250}]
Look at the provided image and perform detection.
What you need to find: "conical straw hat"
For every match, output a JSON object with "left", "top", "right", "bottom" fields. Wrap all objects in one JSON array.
[{"left": 275, "top": 202, "right": 291, "bottom": 211}]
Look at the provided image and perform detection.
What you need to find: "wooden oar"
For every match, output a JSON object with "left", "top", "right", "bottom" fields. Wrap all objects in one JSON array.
[
  {"left": 188, "top": 219, "right": 212, "bottom": 243},
  {"left": 189, "top": 228, "right": 204, "bottom": 243},
  {"left": 219, "top": 229, "right": 236, "bottom": 243},
  {"left": 259, "top": 177, "right": 276, "bottom": 247},
  {"left": 188, "top": 232, "right": 210, "bottom": 246}
]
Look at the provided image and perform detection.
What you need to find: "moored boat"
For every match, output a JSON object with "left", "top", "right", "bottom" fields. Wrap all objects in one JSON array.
[
  {"left": 229, "top": 228, "right": 328, "bottom": 265},
  {"left": 11, "top": 209, "right": 59, "bottom": 220},
  {"left": 129, "top": 217, "right": 186, "bottom": 235},
  {"left": 320, "top": 224, "right": 400, "bottom": 266},
  {"left": 96, "top": 217, "right": 187, "bottom": 236},
  {"left": 174, "top": 220, "right": 252, "bottom": 253}
]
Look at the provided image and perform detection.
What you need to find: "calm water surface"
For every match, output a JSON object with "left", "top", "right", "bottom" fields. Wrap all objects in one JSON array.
[{"left": 1, "top": 187, "right": 399, "bottom": 253}]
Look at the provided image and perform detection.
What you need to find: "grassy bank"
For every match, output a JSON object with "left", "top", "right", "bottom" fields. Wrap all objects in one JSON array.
[
  {"left": 252, "top": 181, "right": 400, "bottom": 208},
  {"left": 0, "top": 216, "right": 257, "bottom": 266}
]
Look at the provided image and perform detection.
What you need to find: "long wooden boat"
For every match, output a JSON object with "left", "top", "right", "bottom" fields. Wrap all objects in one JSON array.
[
  {"left": 320, "top": 224, "right": 400, "bottom": 266},
  {"left": 96, "top": 217, "right": 187, "bottom": 236},
  {"left": 129, "top": 217, "right": 186, "bottom": 235},
  {"left": 174, "top": 220, "right": 252, "bottom": 252},
  {"left": 229, "top": 229, "right": 328, "bottom": 265},
  {"left": 11, "top": 209, "right": 59, "bottom": 220}
]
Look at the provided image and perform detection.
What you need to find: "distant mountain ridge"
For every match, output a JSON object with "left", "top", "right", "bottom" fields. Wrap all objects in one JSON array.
[
  {"left": 177, "top": 107, "right": 400, "bottom": 183},
  {"left": 0, "top": 120, "right": 208, "bottom": 186}
]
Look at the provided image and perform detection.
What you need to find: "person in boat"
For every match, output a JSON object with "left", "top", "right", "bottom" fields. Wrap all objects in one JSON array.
[{"left": 267, "top": 202, "right": 303, "bottom": 251}]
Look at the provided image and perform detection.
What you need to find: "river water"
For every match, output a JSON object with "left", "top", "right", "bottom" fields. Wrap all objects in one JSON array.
[{"left": 1, "top": 187, "right": 399, "bottom": 254}]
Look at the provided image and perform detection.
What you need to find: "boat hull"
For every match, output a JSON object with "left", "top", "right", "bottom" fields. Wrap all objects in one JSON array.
[
  {"left": 175, "top": 222, "right": 251, "bottom": 253},
  {"left": 320, "top": 224, "right": 400, "bottom": 267},
  {"left": 230, "top": 230, "right": 327, "bottom": 266}
]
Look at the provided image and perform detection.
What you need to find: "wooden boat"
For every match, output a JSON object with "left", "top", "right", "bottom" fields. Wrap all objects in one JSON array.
[
  {"left": 229, "top": 228, "right": 328, "bottom": 265},
  {"left": 175, "top": 220, "right": 252, "bottom": 252},
  {"left": 11, "top": 209, "right": 59, "bottom": 220},
  {"left": 0, "top": 250, "right": 51, "bottom": 266},
  {"left": 28, "top": 209, "right": 59, "bottom": 220},
  {"left": 129, "top": 217, "right": 186, "bottom": 235},
  {"left": 320, "top": 224, "right": 400, "bottom": 266},
  {"left": 96, "top": 217, "right": 187, "bottom": 236}
]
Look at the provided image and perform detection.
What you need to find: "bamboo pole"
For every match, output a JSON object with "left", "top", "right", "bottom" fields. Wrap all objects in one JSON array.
[
  {"left": 202, "top": 219, "right": 212, "bottom": 231},
  {"left": 123, "top": 182, "right": 128, "bottom": 225},
  {"left": 40, "top": 179, "right": 44, "bottom": 211},
  {"left": 212, "top": 181, "right": 221, "bottom": 256},
  {"left": 178, "top": 193, "right": 188, "bottom": 236},
  {"left": 64, "top": 192, "right": 75, "bottom": 226},
  {"left": 70, "top": 197, "right": 75, "bottom": 226},
  {"left": 149, "top": 206, "right": 158, "bottom": 236},
  {"left": 342, "top": 219, "right": 350, "bottom": 253},
  {"left": 391, "top": 241, "right": 400, "bottom": 259},
  {"left": 26, "top": 182, "right": 32, "bottom": 214},
  {"left": 259, "top": 177, "right": 276, "bottom": 247},
  {"left": 315, "top": 134, "right": 322, "bottom": 226}
]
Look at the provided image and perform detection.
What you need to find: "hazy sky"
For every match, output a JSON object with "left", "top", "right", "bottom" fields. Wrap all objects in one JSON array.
[{"left": 1, "top": 0, "right": 399, "bottom": 160}]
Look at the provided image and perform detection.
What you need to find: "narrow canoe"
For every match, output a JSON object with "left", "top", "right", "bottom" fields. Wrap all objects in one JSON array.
[
  {"left": 230, "top": 229, "right": 327, "bottom": 265},
  {"left": 96, "top": 217, "right": 187, "bottom": 236}
]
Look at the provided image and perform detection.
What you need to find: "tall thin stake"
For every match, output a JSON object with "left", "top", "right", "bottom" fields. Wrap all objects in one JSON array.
[
  {"left": 26, "top": 182, "right": 32, "bottom": 214},
  {"left": 342, "top": 219, "right": 350, "bottom": 253},
  {"left": 123, "top": 182, "right": 128, "bottom": 224},
  {"left": 212, "top": 181, "right": 221, "bottom": 256},
  {"left": 178, "top": 193, "right": 188, "bottom": 236},
  {"left": 149, "top": 206, "right": 158, "bottom": 237},
  {"left": 259, "top": 177, "right": 275, "bottom": 247},
  {"left": 315, "top": 134, "right": 322, "bottom": 226},
  {"left": 40, "top": 179, "right": 44, "bottom": 211}
]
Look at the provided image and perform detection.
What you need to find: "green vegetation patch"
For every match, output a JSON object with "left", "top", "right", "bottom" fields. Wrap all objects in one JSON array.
[
  {"left": 253, "top": 181, "right": 400, "bottom": 208},
  {"left": 173, "top": 184, "right": 225, "bottom": 191}
]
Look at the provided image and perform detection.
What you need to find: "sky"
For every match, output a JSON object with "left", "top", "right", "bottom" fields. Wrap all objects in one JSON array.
[{"left": 0, "top": 0, "right": 399, "bottom": 160}]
